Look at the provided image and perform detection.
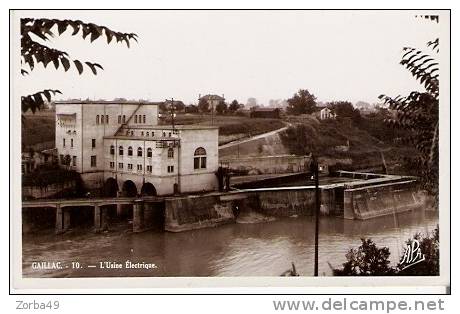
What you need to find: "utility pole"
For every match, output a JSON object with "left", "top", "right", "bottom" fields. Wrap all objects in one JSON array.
[
  {"left": 311, "top": 155, "right": 320, "bottom": 277},
  {"left": 167, "top": 98, "right": 176, "bottom": 131}
]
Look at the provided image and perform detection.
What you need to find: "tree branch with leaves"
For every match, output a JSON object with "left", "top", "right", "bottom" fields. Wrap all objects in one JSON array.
[
  {"left": 21, "top": 18, "right": 138, "bottom": 113},
  {"left": 379, "top": 16, "right": 439, "bottom": 198}
]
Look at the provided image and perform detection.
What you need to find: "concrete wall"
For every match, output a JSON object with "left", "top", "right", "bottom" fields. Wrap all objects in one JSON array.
[
  {"left": 22, "top": 180, "right": 77, "bottom": 199},
  {"left": 257, "top": 189, "right": 316, "bottom": 216},
  {"left": 343, "top": 180, "right": 420, "bottom": 220},
  {"left": 221, "top": 155, "right": 309, "bottom": 175},
  {"left": 165, "top": 195, "right": 235, "bottom": 232}
]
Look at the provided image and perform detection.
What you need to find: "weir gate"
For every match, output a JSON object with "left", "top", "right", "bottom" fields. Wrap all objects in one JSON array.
[{"left": 21, "top": 171, "right": 423, "bottom": 234}]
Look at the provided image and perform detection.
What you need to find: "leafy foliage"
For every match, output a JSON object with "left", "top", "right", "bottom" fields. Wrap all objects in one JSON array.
[
  {"left": 397, "top": 227, "right": 439, "bottom": 276},
  {"left": 333, "top": 238, "right": 396, "bottom": 276},
  {"left": 333, "top": 227, "right": 439, "bottom": 276},
  {"left": 215, "top": 100, "right": 228, "bottom": 114},
  {"left": 378, "top": 18, "right": 439, "bottom": 197},
  {"left": 228, "top": 99, "right": 242, "bottom": 112},
  {"left": 22, "top": 164, "right": 81, "bottom": 187},
  {"left": 286, "top": 89, "right": 317, "bottom": 115},
  {"left": 198, "top": 97, "right": 210, "bottom": 112},
  {"left": 328, "top": 101, "right": 362, "bottom": 124},
  {"left": 21, "top": 18, "right": 138, "bottom": 113}
]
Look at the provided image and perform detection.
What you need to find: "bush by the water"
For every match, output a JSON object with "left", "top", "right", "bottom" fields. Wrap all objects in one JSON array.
[
  {"left": 332, "top": 227, "right": 439, "bottom": 276},
  {"left": 22, "top": 165, "right": 81, "bottom": 188}
]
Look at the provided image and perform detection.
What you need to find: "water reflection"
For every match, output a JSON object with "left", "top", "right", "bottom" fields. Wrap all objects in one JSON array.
[{"left": 22, "top": 209, "right": 438, "bottom": 277}]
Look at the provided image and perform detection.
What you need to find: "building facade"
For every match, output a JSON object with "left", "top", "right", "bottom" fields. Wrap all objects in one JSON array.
[
  {"left": 198, "top": 94, "right": 225, "bottom": 109},
  {"left": 55, "top": 100, "right": 219, "bottom": 196},
  {"left": 316, "top": 107, "right": 336, "bottom": 120}
]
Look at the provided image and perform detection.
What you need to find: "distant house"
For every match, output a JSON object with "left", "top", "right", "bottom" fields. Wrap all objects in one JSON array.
[
  {"left": 315, "top": 106, "right": 336, "bottom": 120},
  {"left": 198, "top": 94, "right": 225, "bottom": 109},
  {"left": 250, "top": 107, "right": 281, "bottom": 119}
]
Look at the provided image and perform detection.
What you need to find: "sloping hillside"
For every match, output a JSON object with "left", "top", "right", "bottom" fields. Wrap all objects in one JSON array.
[{"left": 279, "top": 115, "right": 416, "bottom": 172}]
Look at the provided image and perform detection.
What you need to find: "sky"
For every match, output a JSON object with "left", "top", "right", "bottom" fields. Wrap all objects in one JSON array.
[{"left": 15, "top": 10, "right": 445, "bottom": 106}]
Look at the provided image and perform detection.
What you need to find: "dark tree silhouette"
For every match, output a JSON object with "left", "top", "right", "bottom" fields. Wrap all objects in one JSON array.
[
  {"left": 332, "top": 238, "right": 396, "bottom": 276},
  {"left": 21, "top": 18, "right": 138, "bottom": 113},
  {"left": 286, "top": 89, "right": 317, "bottom": 115},
  {"left": 198, "top": 97, "right": 210, "bottom": 113},
  {"left": 228, "top": 99, "right": 241, "bottom": 112},
  {"left": 215, "top": 100, "right": 228, "bottom": 114}
]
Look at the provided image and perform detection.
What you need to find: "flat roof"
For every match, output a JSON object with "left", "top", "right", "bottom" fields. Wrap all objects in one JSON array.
[
  {"left": 124, "top": 124, "right": 219, "bottom": 130},
  {"left": 54, "top": 100, "right": 162, "bottom": 105},
  {"left": 103, "top": 135, "right": 181, "bottom": 141}
]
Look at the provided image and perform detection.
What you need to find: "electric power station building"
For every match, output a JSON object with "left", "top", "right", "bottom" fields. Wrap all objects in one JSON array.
[{"left": 55, "top": 100, "right": 219, "bottom": 197}]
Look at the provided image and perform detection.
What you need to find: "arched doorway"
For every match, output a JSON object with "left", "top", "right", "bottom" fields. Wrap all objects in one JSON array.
[
  {"left": 122, "top": 180, "right": 138, "bottom": 197},
  {"left": 103, "top": 178, "right": 119, "bottom": 197},
  {"left": 141, "top": 182, "right": 157, "bottom": 196}
]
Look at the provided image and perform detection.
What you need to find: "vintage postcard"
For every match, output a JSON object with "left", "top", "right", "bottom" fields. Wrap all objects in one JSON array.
[{"left": 10, "top": 9, "right": 450, "bottom": 293}]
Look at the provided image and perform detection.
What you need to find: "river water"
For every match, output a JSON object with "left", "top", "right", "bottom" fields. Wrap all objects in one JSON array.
[{"left": 22, "top": 209, "right": 438, "bottom": 277}]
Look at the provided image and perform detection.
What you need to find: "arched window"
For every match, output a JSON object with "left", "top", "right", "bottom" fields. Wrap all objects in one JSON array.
[
  {"left": 147, "top": 148, "right": 152, "bottom": 158},
  {"left": 128, "top": 146, "right": 133, "bottom": 156},
  {"left": 96, "top": 115, "right": 100, "bottom": 124},
  {"left": 143, "top": 115, "right": 146, "bottom": 123},
  {"left": 110, "top": 145, "right": 115, "bottom": 155},
  {"left": 119, "top": 146, "right": 124, "bottom": 156},
  {"left": 168, "top": 148, "right": 174, "bottom": 158},
  {"left": 137, "top": 147, "right": 143, "bottom": 157},
  {"left": 134, "top": 115, "right": 138, "bottom": 123},
  {"left": 146, "top": 132, "right": 149, "bottom": 137},
  {"left": 194, "top": 147, "right": 207, "bottom": 169},
  {"left": 141, "top": 131, "right": 144, "bottom": 136}
]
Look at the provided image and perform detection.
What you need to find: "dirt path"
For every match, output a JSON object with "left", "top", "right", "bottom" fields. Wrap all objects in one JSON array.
[{"left": 218, "top": 122, "right": 291, "bottom": 149}]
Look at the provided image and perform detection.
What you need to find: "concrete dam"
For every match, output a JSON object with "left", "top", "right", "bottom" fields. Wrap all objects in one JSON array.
[{"left": 22, "top": 171, "right": 424, "bottom": 233}]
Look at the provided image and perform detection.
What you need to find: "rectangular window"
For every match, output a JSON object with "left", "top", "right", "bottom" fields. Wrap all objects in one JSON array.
[
  {"left": 194, "top": 157, "right": 200, "bottom": 169},
  {"left": 63, "top": 138, "right": 66, "bottom": 147},
  {"left": 70, "top": 138, "right": 74, "bottom": 148},
  {"left": 109, "top": 161, "right": 115, "bottom": 169},
  {"left": 128, "top": 163, "right": 133, "bottom": 170},
  {"left": 167, "top": 165, "right": 174, "bottom": 173},
  {"left": 134, "top": 115, "right": 138, "bottom": 123},
  {"left": 118, "top": 162, "right": 123, "bottom": 169},
  {"left": 200, "top": 157, "right": 207, "bottom": 169},
  {"left": 90, "top": 155, "right": 97, "bottom": 167},
  {"left": 143, "top": 115, "right": 146, "bottom": 123},
  {"left": 72, "top": 156, "right": 76, "bottom": 166},
  {"left": 147, "top": 165, "right": 152, "bottom": 173},
  {"left": 106, "top": 115, "right": 109, "bottom": 124},
  {"left": 137, "top": 164, "right": 142, "bottom": 171},
  {"left": 92, "top": 139, "right": 96, "bottom": 148},
  {"left": 60, "top": 154, "right": 64, "bottom": 164},
  {"left": 122, "top": 115, "right": 126, "bottom": 123},
  {"left": 118, "top": 115, "right": 121, "bottom": 123}
]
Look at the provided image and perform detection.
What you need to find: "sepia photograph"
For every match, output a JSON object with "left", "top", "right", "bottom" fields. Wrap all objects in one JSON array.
[{"left": 10, "top": 9, "right": 450, "bottom": 292}]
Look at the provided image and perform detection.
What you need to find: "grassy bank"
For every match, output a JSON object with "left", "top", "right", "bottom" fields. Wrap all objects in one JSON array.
[
  {"left": 280, "top": 115, "right": 418, "bottom": 174},
  {"left": 22, "top": 110, "right": 55, "bottom": 148},
  {"left": 161, "top": 113, "right": 285, "bottom": 139}
]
